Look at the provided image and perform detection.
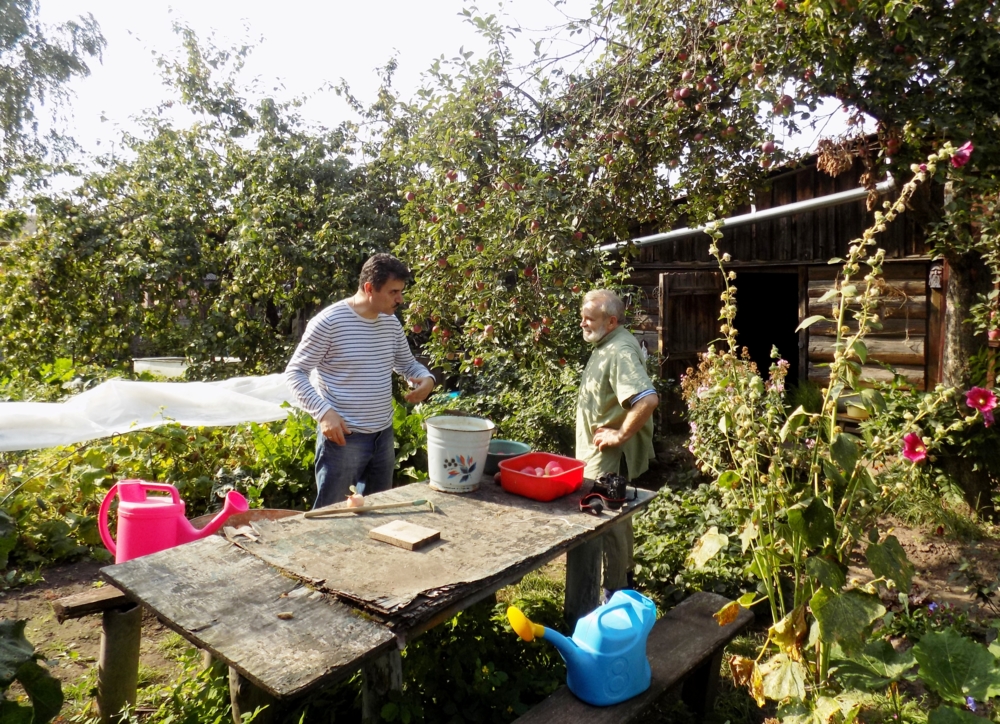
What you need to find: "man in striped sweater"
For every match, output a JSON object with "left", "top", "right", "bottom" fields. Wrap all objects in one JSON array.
[{"left": 285, "top": 254, "right": 435, "bottom": 509}]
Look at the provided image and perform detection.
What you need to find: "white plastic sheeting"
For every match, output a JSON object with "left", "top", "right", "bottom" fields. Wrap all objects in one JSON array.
[{"left": 0, "top": 374, "right": 300, "bottom": 452}]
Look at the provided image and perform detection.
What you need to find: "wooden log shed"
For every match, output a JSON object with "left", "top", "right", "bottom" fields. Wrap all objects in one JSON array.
[{"left": 624, "top": 158, "right": 945, "bottom": 400}]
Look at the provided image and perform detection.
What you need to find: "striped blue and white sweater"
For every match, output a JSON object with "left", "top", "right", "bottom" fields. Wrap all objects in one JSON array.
[{"left": 284, "top": 300, "right": 432, "bottom": 433}]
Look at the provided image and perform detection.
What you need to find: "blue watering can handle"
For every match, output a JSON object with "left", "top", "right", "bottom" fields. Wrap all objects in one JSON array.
[{"left": 602, "top": 599, "right": 642, "bottom": 628}]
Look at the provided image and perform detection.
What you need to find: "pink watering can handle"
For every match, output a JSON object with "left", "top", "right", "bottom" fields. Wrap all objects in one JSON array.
[
  {"left": 98, "top": 483, "right": 119, "bottom": 556},
  {"left": 98, "top": 480, "right": 183, "bottom": 556}
]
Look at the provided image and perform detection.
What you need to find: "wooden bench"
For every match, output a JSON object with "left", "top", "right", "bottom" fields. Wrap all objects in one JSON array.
[
  {"left": 514, "top": 591, "right": 754, "bottom": 723},
  {"left": 54, "top": 584, "right": 141, "bottom": 724}
]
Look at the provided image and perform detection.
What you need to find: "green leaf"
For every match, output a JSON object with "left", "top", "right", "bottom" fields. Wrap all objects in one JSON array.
[
  {"left": 787, "top": 498, "right": 836, "bottom": 549},
  {"left": 381, "top": 702, "right": 400, "bottom": 722},
  {"left": 865, "top": 536, "right": 914, "bottom": 594},
  {"left": 850, "top": 340, "right": 868, "bottom": 364},
  {"left": 810, "top": 589, "right": 885, "bottom": 655},
  {"left": 686, "top": 526, "right": 729, "bottom": 568},
  {"left": 780, "top": 405, "right": 809, "bottom": 442},
  {"left": 15, "top": 660, "right": 63, "bottom": 724},
  {"left": 818, "top": 288, "right": 839, "bottom": 303},
  {"left": 859, "top": 388, "right": 887, "bottom": 414},
  {"left": 806, "top": 557, "right": 846, "bottom": 591},
  {"left": 796, "top": 314, "right": 828, "bottom": 332},
  {"left": 0, "top": 511, "right": 16, "bottom": 571},
  {"left": 0, "top": 620, "right": 35, "bottom": 688},
  {"left": 760, "top": 653, "right": 807, "bottom": 701},
  {"left": 0, "top": 700, "right": 32, "bottom": 724},
  {"left": 927, "top": 706, "right": 984, "bottom": 724},
  {"left": 739, "top": 520, "right": 758, "bottom": 553},
  {"left": 830, "top": 433, "right": 860, "bottom": 475},
  {"left": 717, "top": 470, "right": 740, "bottom": 490},
  {"left": 913, "top": 628, "right": 1000, "bottom": 705},
  {"left": 831, "top": 639, "right": 916, "bottom": 690}
]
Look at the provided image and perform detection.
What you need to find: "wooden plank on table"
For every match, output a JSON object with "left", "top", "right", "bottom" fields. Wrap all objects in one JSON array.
[
  {"left": 513, "top": 592, "right": 754, "bottom": 724},
  {"left": 101, "top": 535, "right": 396, "bottom": 699},
  {"left": 53, "top": 585, "right": 130, "bottom": 623},
  {"left": 369, "top": 520, "right": 440, "bottom": 550},
  {"left": 232, "top": 483, "right": 654, "bottom": 625}
]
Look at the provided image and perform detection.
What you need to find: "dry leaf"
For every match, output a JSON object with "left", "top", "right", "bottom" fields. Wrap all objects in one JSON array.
[
  {"left": 751, "top": 661, "right": 766, "bottom": 708},
  {"left": 714, "top": 600, "right": 741, "bottom": 627},
  {"left": 730, "top": 654, "right": 755, "bottom": 687},
  {"left": 276, "top": 611, "right": 294, "bottom": 620}
]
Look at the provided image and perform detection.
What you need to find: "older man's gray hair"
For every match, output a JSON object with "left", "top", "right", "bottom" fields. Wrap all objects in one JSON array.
[{"left": 583, "top": 289, "right": 626, "bottom": 322}]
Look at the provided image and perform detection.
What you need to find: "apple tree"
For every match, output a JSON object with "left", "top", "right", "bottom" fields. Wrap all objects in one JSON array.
[{"left": 0, "top": 26, "right": 402, "bottom": 377}]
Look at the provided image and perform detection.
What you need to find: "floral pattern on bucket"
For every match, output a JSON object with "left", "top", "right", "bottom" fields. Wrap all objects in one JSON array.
[{"left": 445, "top": 455, "right": 477, "bottom": 484}]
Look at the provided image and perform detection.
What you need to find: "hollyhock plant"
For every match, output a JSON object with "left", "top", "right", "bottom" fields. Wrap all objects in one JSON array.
[
  {"left": 951, "top": 140, "right": 974, "bottom": 168},
  {"left": 902, "top": 432, "right": 928, "bottom": 463},
  {"left": 965, "top": 386, "right": 997, "bottom": 414}
]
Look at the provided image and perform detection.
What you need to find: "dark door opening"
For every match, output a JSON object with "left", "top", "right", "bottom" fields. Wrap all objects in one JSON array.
[{"left": 732, "top": 272, "right": 799, "bottom": 388}]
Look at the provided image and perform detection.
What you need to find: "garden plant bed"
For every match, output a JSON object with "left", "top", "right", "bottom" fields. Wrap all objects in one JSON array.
[{"left": 3, "top": 515, "right": 998, "bottom": 721}]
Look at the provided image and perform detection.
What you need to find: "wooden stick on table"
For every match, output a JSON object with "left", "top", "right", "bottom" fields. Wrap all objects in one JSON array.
[{"left": 303, "top": 499, "right": 435, "bottom": 519}]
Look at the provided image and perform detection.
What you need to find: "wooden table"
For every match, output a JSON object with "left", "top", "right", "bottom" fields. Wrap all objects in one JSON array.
[{"left": 102, "top": 481, "right": 655, "bottom": 722}]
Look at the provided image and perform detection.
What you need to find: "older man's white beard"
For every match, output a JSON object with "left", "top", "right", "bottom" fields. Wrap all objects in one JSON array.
[{"left": 582, "top": 324, "right": 609, "bottom": 344}]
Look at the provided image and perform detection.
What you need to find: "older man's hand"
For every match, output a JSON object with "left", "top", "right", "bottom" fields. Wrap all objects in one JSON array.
[{"left": 592, "top": 426, "right": 623, "bottom": 451}]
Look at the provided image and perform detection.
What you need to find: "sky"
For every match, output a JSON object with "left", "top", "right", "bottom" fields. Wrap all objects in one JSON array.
[{"left": 37, "top": 0, "right": 599, "bottom": 157}]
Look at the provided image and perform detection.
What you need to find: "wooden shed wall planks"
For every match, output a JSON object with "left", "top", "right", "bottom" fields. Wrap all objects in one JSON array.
[
  {"left": 625, "top": 161, "right": 938, "bottom": 390},
  {"left": 807, "top": 262, "right": 929, "bottom": 389}
]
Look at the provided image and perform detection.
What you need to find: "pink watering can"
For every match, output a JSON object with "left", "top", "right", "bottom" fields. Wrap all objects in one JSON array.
[{"left": 98, "top": 479, "right": 248, "bottom": 563}]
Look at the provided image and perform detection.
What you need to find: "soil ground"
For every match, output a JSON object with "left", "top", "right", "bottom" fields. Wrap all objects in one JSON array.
[{"left": 3, "top": 502, "right": 999, "bottom": 719}]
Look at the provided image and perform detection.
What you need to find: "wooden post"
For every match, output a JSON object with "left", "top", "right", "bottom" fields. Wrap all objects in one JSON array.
[
  {"left": 229, "top": 667, "right": 278, "bottom": 724},
  {"left": 564, "top": 535, "right": 602, "bottom": 627},
  {"left": 362, "top": 649, "right": 403, "bottom": 724},
  {"left": 681, "top": 648, "right": 725, "bottom": 717},
  {"left": 97, "top": 603, "right": 141, "bottom": 724}
]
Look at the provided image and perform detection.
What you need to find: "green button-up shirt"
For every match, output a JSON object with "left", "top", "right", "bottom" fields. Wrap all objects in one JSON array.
[{"left": 575, "top": 325, "right": 656, "bottom": 480}]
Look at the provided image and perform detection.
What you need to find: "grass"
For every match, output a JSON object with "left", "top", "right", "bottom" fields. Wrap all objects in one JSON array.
[{"left": 886, "top": 484, "right": 990, "bottom": 542}]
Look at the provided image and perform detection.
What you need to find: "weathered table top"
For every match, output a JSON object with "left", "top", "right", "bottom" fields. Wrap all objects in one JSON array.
[{"left": 103, "top": 481, "right": 655, "bottom": 699}]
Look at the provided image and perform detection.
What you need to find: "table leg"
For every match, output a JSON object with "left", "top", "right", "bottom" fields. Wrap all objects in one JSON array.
[
  {"left": 230, "top": 667, "right": 279, "bottom": 724},
  {"left": 362, "top": 649, "right": 403, "bottom": 724},
  {"left": 564, "top": 535, "right": 602, "bottom": 627},
  {"left": 97, "top": 603, "right": 141, "bottom": 724}
]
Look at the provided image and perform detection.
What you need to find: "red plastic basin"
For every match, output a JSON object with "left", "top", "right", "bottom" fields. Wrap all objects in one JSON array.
[{"left": 498, "top": 452, "right": 585, "bottom": 502}]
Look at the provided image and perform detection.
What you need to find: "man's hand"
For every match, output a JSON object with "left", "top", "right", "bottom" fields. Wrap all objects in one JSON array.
[
  {"left": 592, "top": 426, "right": 624, "bottom": 452},
  {"left": 320, "top": 409, "right": 350, "bottom": 445},
  {"left": 404, "top": 376, "right": 435, "bottom": 404}
]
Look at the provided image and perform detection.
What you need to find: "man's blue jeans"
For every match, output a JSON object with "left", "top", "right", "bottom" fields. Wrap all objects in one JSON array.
[{"left": 314, "top": 426, "right": 395, "bottom": 509}]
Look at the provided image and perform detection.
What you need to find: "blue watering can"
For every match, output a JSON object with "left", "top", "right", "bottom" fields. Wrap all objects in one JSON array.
[{"left": 507, "top": 590, "right": 656, "bottom": 706}]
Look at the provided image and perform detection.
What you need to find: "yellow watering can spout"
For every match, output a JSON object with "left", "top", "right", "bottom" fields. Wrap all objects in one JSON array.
[{"left": 507, "top": 606, "right": 545, "bottom": 642}]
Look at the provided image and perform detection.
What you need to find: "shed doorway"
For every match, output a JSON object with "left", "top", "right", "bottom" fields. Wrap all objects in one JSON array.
[{"left": 732, "top": 271, "right": 800, "bottom": 388}]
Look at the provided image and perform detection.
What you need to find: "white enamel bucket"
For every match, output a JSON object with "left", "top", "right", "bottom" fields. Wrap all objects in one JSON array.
[{"left": 425, "top": 415, "right": 495, "bottom": 493}]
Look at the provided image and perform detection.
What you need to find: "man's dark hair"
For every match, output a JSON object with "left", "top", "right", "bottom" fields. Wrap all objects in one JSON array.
[{"left": 359, "top": 253, "right": 410, "bottom": 291}]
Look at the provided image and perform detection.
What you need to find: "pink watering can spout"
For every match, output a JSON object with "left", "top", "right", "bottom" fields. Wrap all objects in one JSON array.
[
  {"left": 179, "top": 489, "right": 248, "bottom": 542},
  {"left": 99, "top": 480, "right": 248, "bottom": 564}
]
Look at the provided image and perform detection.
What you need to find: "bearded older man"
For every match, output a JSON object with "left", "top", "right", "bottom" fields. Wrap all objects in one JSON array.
[{"left": 576, "top": 289, "right": 659, "bottom": 594}]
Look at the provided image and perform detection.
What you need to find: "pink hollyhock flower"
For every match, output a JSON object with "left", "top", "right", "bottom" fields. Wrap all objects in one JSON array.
[
  {"left": 965, "top": 386, "right": 997, "bottom": 413},
  {"left": 902, "top": 433, "right": 927, "bottom": 463},
  {"left": 951, "top": 141, "right": 974, "bottom": 168}
]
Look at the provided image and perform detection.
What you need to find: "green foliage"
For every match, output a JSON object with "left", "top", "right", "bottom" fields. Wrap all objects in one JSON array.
[
  {"left": 390, "top": 583, "right": 565, "bottom": 723},
  {"left": 913, "top": 628, "right": 1000, "bottom": 706},
  {"left": 0, "top": 619, "right": 63, "bottom": 724},
  {"left": 0, "top": 0, "right": 105, "bottom": 199},
  {"left": 0, "top": 24, "right": 401, "bottom": 378},
  {"left": 632, "top": 484, "right": 751, "bottom": 606}
]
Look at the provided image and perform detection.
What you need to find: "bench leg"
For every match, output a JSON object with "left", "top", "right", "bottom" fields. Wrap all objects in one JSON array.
[
  {"left": 97, "top": 603, "right": 141, "bottom": 724},
  {"left": 362, "top": 649, "right": 403, "bottom": 724},
  {"left": 230, "top": 667, "right": 279, "bottom": 724},
  {"left": 565, "top": 535, "right": 602, "bottom": 628},
  {"left": 681, "top": 648, "right": 724, "bottom": 718}
]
